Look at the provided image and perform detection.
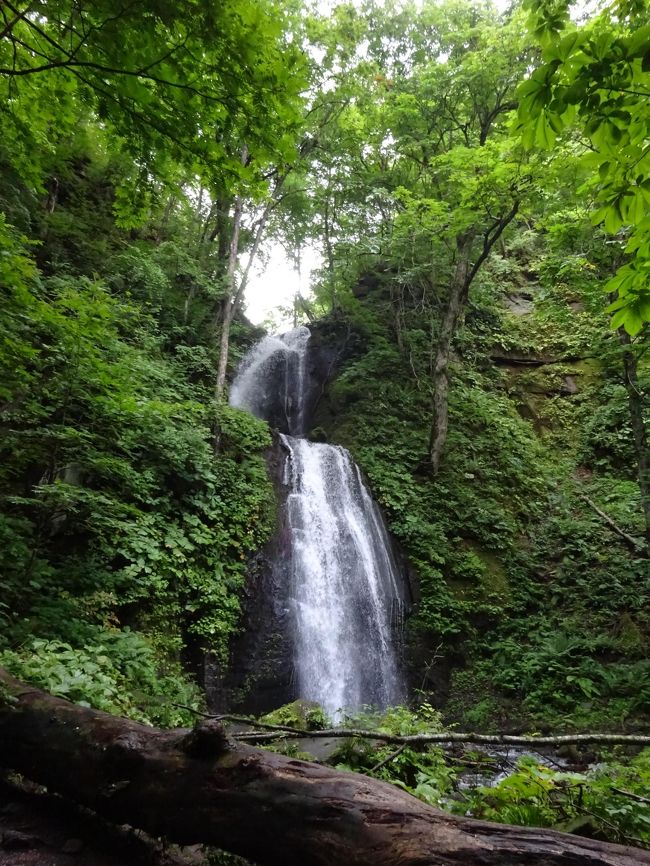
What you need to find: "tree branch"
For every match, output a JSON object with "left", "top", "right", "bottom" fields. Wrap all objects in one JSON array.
[
  {"left": 466, "top": 199, "right": 520, "bottom": 289},
  {"left": 191, "top": 714, "right": 650, "bottom": 748},
  {"left": 0, "top": 56, "right": 229, "bottom": 106},
  {"left": 0, "top": 3, "right": 32, "bottom": 42},
  {"left": 370, "top": 742, "right": 408, "bottom": 772},
  {"left": 612, "top": 788, "right": 650, "bottom": 806},
  {"left": 579, "top": 494, "right": 645, "bottom": 553},
  {"left": 229, "top": 727, "right": 650, "bottom": 747}
]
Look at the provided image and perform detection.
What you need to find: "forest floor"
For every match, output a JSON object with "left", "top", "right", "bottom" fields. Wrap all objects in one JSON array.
[{"left": 0, "top": 778, "right": 206, "bottom": 866}]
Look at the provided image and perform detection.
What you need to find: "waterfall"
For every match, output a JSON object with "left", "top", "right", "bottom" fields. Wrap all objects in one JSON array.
[
  {"left": 230, "top": 326, "right": 310, "bottom": 436},
  {"left": 230, "top": 327, "right": 405, "bottom": 718},
  {"left": 281, "top": 435, "right": 404, "bottom": 716}
]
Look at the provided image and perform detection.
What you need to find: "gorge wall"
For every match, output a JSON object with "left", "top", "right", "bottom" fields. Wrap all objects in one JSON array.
[{"left": 233, "top": 265, "right": 646, "bottom": 732}]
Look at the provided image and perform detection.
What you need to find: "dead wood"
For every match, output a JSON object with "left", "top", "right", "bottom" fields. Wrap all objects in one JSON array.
[{"left": 1, "top": 669, "right": 648, "bottom": 866}]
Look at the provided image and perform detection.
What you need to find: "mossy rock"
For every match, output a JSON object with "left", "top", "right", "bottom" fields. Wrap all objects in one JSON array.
[
  {"left": 614, "top": 613, "right": 646, "bottom": 653},
  {"left": 261, "top": 699, "right": 329, "bottom": 730},
  {"left": 449, "top": 543, "right": 510, "bottom": 603},
  {"left": 572, "top": 357, "right": 602, "bottom": 383},
  {"left": 309, "top": 426, "right": 328, "bottom": 443},
  {"left": 476, "top": 550, "right": 510, "bottom": 600}
]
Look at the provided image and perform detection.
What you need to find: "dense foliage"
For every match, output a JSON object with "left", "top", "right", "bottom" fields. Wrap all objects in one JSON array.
[
  {"left": 288, "top": 0, "right": 649, "bottom": 734},
  {"left": 0, "top": 188, "right": 275, "bottom": 718},
  {"left": 313, "top": 240, "right": 648, "bottom": 731},
  {"left": 0, "top": 0, "right": 288, "bottom": 719},
  {"left": 518, "top": 0, "right": 650, "bottom": 333}
]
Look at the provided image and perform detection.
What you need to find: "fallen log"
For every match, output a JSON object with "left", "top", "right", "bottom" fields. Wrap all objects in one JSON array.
[{"left": 1, "top": 669, "right": 648, "bottom": 866}]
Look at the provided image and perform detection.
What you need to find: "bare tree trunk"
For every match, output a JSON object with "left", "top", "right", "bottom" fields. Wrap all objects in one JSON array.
[
  {"left": 390, "top": 283, "right": 406, "bottom": 355},
  {"left": 0, "top": 670, "right": 648, "bottom": 866},
  {"left": 237, "top": 188, "right": 284, "bottom": 301},
  {"left": 429, "top": 232, "right": 473, "bottom": 475},
  {"left": 192, "top": 185, "right": 204, "bottom": 247},
  {"left": 215, "top": 195, "right": 243, "bottom": 399},
  {"left": 214, "top": 167, "right": 288, "bottom": 400},
  {"left": 619, "top": 328, "right": 650, "bottom": 555},
  {"left": 200, "top": 194, "right": 230, "bottom": 265},
  {"left": 155, "top": 194, "right": 176, "bottom": 244},
  {"left": 323, "top": 184, "right": 337, "bottom": 309},
  {"left": 45, "top": 176, "right": 59, "bottom": 213},
  {"left": 182, "top": 284, "right": 195, "bottom": 325},
  {"left": 215, "top": 194, "right": 230, "bottom": 264},
  {"left": 429, "top": 202, "right": 519, "bottom": 475},
  {"left": 211, "top": 133, "right": 316, "bottom": 398}
]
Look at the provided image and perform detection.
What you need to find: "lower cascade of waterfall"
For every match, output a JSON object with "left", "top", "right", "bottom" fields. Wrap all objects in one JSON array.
[
  {"left": 230, "top": 326, "right": 406, "bottom": 718},
  {"left": 281, "top": 434, "right": 405, "bottom": 718}
]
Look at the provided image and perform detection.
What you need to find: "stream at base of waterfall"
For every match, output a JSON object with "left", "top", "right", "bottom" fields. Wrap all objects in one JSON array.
[{"left": 230, "top": 327, "right": 405, "bottom": 719}]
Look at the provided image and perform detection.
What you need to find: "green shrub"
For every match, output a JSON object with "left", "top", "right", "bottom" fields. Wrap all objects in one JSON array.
[{"left": 1, "top": 632, "right": 202, "bottom": 727}]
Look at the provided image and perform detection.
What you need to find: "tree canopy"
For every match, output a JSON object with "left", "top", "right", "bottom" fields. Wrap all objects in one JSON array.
[{"left": 517, "top": 0, "right": 650, "bottom": 333}]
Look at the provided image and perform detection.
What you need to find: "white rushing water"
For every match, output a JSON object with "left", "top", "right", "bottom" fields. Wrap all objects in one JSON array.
[
  {"left": 230, "top": 326, "right": 311, "bottom": 436},
  {"left": 231, "top": 327, "right": 405, "bottom": 718},
  {"left": 281, "top": 434, "right": 404, "bottom": 718}
]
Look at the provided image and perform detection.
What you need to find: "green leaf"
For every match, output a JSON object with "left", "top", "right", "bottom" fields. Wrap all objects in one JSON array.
[
  {"left": 534, "top": 111, "right": 556, "bottom": 148},
  {"left": 545, "top": 30, "right": 583, "bottom": 62},
  {"left": 603, "top": 201, "right": 624, "bottom": 234},
  {"left": 627, "top": 24, "right": 650, "bottom": 57},
  {"left": 624, "top": 307, "right": 644, "bottom": 336},
  {"left": 643, "top": 49, "right": 650, "bottom": 73}
]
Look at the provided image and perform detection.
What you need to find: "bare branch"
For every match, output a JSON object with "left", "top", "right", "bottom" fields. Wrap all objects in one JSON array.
[
  {"left": 231, "top": 728, "right": 650, "bottom": 747},
  {"left": 579, "top": 494, "right": 645, "bottom": 553},
  {"left": 183, "top": 712, "right": 650, "bottom": 748},
  {"left": 466, "top": 199, "right": 519, "bottom": 288}
]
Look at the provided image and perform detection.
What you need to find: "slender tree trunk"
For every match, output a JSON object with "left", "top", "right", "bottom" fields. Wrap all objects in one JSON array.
[
  {"left": 391, "top": 283, "right": 406, "bottom": 355},
  {"left": 45, "top": 176, "right": 59, "bottom": 213},
  {"left": 214, "top": 166, "right": 288, "bottom": 400},
  {"left": 215, "top": 195, "right": 229, "bottom": 264},
  {"left": 619, "top": 328, "right": 650, "bottom": 555},
  {"left": 0, "top": 670, "right": 648, "bottom": 866},
  {"left": 237, "top": 191, "right": 283, "bottom": 300},
  {"left": 323, "top": 186, "right": 336, "bottom": 309},
  {"left": 198, "top": 200, "right": 218, "bottom": 254},
  {"left": 201, "top": 194, "right": 230, "bottom": 266},
  {"left": 428, "top": 201, "right": 519, "bottom": 475},
  {"left": 429, "top": 232, "right": 473, "bottom": 475},
  {"left": 183, "top": 283, "right": 195, "bottom": 324},
  {"left": 215, "top": 195, "right": 243, "bottom": 399},
  {"left": 192, "top": 185, "right": 204, "bottom": 247},
  {"left": 155, "top": 194, "right": 175, "bottom": 244}
]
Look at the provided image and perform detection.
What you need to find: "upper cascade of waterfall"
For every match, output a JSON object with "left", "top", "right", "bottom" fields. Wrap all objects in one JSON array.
[{"left": 230, "top": 326, "right": 311, "bottom": 436}]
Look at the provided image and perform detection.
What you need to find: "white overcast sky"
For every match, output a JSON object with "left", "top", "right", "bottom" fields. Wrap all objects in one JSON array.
[{"left": 243, "top": 244, "right": 321, "bottom": 329}]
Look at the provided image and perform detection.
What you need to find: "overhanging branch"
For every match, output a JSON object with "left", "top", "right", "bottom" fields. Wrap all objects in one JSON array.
[{"left": 466, "top": 199, "right": 519, "bottom": 289}]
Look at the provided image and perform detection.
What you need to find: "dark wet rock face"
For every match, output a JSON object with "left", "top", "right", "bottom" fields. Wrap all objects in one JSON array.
[
  {"left": 215, "top": 437, "right": 295, "bottom": 714},
  {"left": 230, "top": 326, "right": 331, "bottom": 436},
  {"left": 230, "top": 321, "right": 354, "bottom": 438}
]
